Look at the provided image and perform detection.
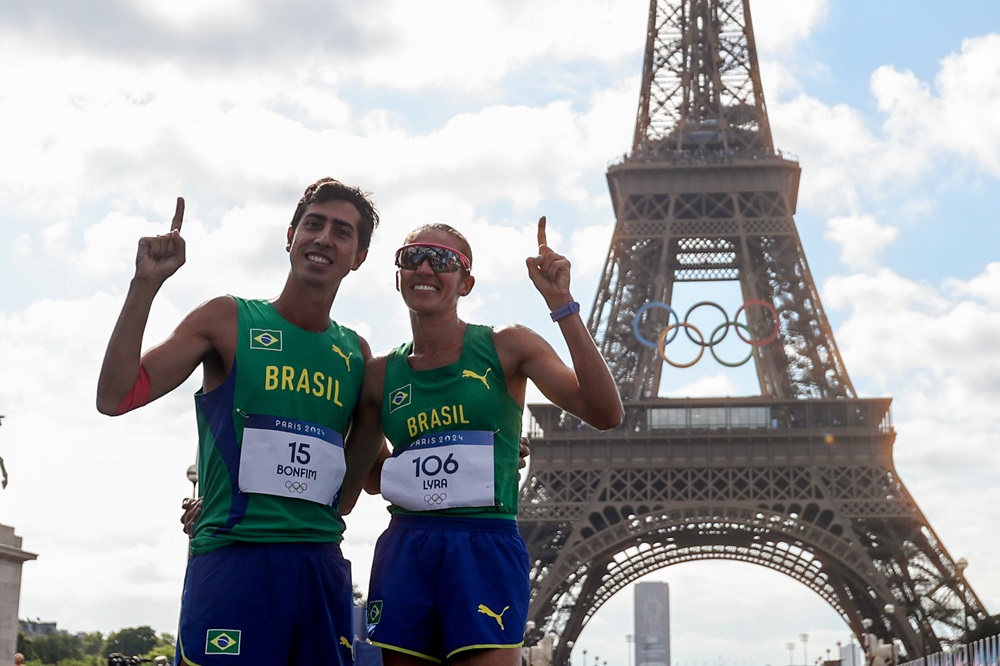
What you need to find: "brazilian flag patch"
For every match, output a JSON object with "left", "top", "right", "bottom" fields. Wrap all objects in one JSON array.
[
  {"left": 367, "top": 600, "right": 383, "bottom": 629},
  {"left": 388, "top": 384, "right": 411, "bottom": 413},
  {"left": 250, "top": 328, "right": 283, "bottom": 351},
  {"left": 206, "top": 629, "right": 241, "bottom": 655}
]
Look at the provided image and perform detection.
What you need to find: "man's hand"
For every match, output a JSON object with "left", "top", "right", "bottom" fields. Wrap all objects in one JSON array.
[
  {"left": 135, "top": 197, "right": 186, "bottom": 283},
  {"left": 180, "top": 496, "right": 202, "bottom": 538},
  {"left": 518, "top": 436, "right": 531, "bottom": 470}
]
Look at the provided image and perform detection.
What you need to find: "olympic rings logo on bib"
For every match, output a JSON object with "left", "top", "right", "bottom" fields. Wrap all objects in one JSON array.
[
  {"left": 423, "top": 493, "right": 447, "bottom": 506},
  {"left": 632, "top": 300, "right": 779, "bottom": 368},
  {"left": 285, "top": 480, "right": 308, "bottom": 493}
]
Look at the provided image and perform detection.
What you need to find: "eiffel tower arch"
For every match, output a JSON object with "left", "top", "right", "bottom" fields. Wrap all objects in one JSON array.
[{"left": 518, "top": 1, "right": 990, "bottom": 662}]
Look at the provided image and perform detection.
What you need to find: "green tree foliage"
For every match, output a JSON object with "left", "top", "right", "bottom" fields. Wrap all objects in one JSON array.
[
  {"left": 20, "top": 631, "right": 84, "bottom": 663},
  {"left": 79, "top": 631, "right": 104, "bottom": 656},
  {"left": 102, "top": 626, "right": 157, "bottom": 659},
  {"left": 17, "top": 626, "right": 174, "bottom": 665},
  {"left": 141, "top": 634, "right": 175, "bottom": 663}
]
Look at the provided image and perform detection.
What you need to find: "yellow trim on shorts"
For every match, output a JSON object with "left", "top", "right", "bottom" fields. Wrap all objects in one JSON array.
[
  {"left": 369, "top": 640, "right": 443, "bottom": 664},
  {"left": 447, "top": 643, "right": 525, "bottom": 660}
]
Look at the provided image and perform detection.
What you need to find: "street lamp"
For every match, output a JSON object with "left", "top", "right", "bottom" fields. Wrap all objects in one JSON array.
[
  {"left": 787, "top": 642, "right": 796, "bottom": 666},
  {"left": 186, "top": 464, "right": 198, "bottom": 497},
  {"left": 800, "top": 634, "right": 810, "bottom": 666},
  {"left": 626, "top": 634, "right": 634, "bottom": 666}
]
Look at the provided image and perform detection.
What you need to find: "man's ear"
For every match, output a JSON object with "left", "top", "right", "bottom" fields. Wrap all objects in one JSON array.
[
  {"left": 286, "top": 226, "right": 294, "bottom": 251},
  {"left": 351, "top": 248, "right": 369, "bottom": 271}
]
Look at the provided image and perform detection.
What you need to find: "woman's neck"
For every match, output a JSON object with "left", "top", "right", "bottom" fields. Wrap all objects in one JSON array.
[{"left": 409, "top": 312, "right": 466, "bottom": 370}]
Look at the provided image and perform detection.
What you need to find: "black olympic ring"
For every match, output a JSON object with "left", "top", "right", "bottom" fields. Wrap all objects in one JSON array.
[
  {"left": 423, "top": 493, "right": 447, "bottom": 505},
  {"left": 632, "top": 299, "right": 779, "bottom": 368},
  {"left": 285, "top": 480, "right": 308, "bottom": 493}
]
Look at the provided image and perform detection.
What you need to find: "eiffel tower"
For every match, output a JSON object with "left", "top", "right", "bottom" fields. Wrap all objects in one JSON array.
[{"left": 518, "top": 1, "right": 990, "bottom": 661}]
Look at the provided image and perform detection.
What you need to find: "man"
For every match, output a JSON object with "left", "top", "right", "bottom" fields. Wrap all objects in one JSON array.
[{"left": 97, "top": 178, "right": 379, "bottom": 665}]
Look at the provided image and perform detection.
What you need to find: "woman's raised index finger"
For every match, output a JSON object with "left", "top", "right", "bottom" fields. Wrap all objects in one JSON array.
[
  {"left": 537, "top": 216, "right": 547, "bottom": 249},
  {"left": 171, "top": 197, "right": 185, "bottom": 232}
]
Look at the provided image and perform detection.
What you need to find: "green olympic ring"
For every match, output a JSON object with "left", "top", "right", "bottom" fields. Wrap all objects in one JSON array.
[{"left": 633, "top": 299, "right": 780, "bottom": 368}]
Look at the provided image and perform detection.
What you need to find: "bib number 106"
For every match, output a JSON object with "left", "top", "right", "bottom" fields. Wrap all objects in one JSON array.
[{"left": 411, "top": 453, "right": 459, "bottom": 477}]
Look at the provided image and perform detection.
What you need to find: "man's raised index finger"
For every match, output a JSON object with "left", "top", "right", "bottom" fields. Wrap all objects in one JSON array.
[
  {"left": 171, "top": 197, "right": 185, "bottom": 233},
  {"left": 537, "top": 216, "right": 547, "bottom": 249}
]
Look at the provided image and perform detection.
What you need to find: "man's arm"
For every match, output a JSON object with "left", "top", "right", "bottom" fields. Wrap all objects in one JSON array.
[
  {"left": 96, "top": 198, "right": 224, "bottom": 414},
  {"left": 339, "top": 354, "right": 389, "bottom": 515}
]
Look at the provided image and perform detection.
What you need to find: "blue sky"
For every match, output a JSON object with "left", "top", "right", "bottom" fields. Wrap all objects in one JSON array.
[{"left": 0, "top": 1, "right": 998, "bottom": 665}]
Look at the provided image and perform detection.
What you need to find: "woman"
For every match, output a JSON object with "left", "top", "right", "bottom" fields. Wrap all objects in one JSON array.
[{"left": 343, "top": 217, "right": 623, "bottom": 666}]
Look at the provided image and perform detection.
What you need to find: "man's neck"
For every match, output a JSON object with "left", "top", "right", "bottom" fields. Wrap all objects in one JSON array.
[{"left": 271, "top": 278, "right": 339, "bottom": 332}]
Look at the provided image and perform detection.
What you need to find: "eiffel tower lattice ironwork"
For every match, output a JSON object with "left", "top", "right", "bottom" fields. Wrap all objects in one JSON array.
[{"left": 518, "top": 1, "right": 990, "bottom": 661}]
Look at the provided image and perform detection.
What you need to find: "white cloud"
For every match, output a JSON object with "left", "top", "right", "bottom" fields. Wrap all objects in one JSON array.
[{"left": 824, "top": 214, "right": 898, "bottom": 270}]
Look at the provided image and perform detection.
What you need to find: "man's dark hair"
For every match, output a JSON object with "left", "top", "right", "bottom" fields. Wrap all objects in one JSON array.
[{"left": 291, "top": 178, "right": 380, "bottom": 251}]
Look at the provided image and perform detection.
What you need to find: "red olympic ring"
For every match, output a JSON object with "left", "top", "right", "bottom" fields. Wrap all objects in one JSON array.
[
  {"left": 735, "top": 299, "right": 780, "bottom": 346},
  {"left": 633, "top": 300, "right": 780, "bottom": 368}
]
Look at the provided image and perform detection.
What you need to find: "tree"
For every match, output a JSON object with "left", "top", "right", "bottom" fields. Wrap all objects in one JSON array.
[
  {"left": 79, "top": 631, "right": 105, "bottom": 656},
  {"left": 22, "top": 631, "right": 84, "bottom": 663},
  {"left": 103, "top": 626, "right": 158, "bottom": 658},
  {"left": 141, "top": 634, "right": 176, "bottom": 663}
]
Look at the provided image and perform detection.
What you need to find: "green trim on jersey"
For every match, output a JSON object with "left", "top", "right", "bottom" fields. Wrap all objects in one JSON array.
[
  {"left": 382, "top": 324, "right": 523, "bottom": 519},
  {"left": 190, "top": 297, "right": 364, "bottom": 555}
]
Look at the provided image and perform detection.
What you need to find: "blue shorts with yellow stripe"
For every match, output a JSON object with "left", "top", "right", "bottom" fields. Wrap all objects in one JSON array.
[
  {"left": 365, "top": 514, "right": 529, "bottom": 662},
  {"left": 177, "top": 541, "right": 354, "bottom": 666}
]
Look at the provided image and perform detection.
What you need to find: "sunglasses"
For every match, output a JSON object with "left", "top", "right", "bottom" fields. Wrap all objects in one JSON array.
[{"left": 394, "top": 243, "right": 472, "bottom": 273}]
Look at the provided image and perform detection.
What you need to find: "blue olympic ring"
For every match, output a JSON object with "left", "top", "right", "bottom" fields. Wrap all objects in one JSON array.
[{"left": 632, "top": 300, "right": 779, "bottom": 368}]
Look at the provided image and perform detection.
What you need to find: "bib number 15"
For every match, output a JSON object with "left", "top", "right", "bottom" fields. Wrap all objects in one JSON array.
[{"left": 289, "top": 441, "right": 311, "bottom": 465}]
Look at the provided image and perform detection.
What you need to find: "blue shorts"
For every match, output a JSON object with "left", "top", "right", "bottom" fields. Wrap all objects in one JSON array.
[
  {"left": 366, "top": 515, "right": 529, "bottom": 662},
  {"left": 176, "top": 541, "right": 354, "bottom": 666}
]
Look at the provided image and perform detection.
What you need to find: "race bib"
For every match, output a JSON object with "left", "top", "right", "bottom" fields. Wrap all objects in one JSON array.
[
  {"left": 381, "top": 430, "right": 495, "bottom": 511},
  {"left": 238, "top": 414, "right": 345, "bottom": 505}
]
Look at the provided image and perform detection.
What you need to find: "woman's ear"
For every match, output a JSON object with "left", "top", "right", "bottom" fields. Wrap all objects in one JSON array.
[{"left": 459, "top": 274, "right": 476, "bottom": 296}]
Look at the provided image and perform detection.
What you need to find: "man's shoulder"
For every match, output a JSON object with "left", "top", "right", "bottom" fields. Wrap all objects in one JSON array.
[
  {"left": 193, "top": 295, "right": 238, "bottom": 319},
  {"left": 183, "top": 296, "right": 238, "bottom": 338}
]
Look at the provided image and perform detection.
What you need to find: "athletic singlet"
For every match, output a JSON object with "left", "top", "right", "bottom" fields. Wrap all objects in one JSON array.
[
  {"left": 380, "top": 324, "right": 523, "bottom": 519},
  {"left": 190, "top": 297, "right": 364, "bottom": 555}
]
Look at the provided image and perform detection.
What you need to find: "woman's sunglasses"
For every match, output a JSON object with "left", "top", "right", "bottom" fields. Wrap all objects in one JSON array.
[{"left": 394, "top": 243, "right": 472, "bottom": 273}]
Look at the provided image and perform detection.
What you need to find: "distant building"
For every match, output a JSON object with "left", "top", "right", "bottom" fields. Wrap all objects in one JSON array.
[
  {"left": 634, "top": 583, "right": 670, "bottom": 666},
  {"left": 840, "top": 641, "right": 863, "bottom": 666},
  {"left": 18, "top": 619, "right": 58, "bottom": 638}
]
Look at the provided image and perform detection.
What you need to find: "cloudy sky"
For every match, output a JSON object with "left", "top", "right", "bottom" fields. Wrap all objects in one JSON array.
[{"left": 1, "top": 0, "right": 998, "bottom": 664}]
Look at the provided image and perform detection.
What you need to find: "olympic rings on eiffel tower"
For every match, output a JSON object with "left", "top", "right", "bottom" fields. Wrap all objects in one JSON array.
[{"left": 631, "top": 299, "right": 780, "bottom": 368}]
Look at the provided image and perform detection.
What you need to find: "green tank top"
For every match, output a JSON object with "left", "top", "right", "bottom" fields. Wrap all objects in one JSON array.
[
  {"left": 381, "top": 324, "right": 524, "bottom": 519},
  {"left": 191, "top": 297, "right": 364, "bottom": 555}
]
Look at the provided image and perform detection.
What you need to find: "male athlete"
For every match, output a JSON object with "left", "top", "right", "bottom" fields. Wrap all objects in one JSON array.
[{"left": 97, "top": 178, "right": 378, "bottom": 665}]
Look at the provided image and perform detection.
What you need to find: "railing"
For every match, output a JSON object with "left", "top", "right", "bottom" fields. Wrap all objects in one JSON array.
[
  {"left": 525, "top": 396, "right": 893, "bottom": 439},
  {"left": 900, "top": 637, "right": 1000, "bottom": 666}
]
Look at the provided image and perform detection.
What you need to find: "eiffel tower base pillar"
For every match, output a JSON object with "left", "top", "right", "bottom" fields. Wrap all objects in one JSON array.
[{"left": 0, "top": 524, "right": 37, "bottom": 663}]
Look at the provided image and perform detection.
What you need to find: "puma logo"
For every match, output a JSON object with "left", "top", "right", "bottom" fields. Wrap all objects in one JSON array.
[
  {"left": 331, "top": 344, "right": 352, "bottom": 371},
  {"left": 462, "top": 367, "right": 492, "bottom": 389},
  {"left": 477, "top": 603, "right": 509, "bottom": 630},
  {"left": 339, "top": 636, "right": 352, "bottom": 648}
]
